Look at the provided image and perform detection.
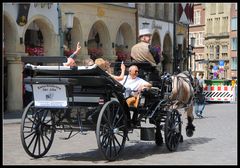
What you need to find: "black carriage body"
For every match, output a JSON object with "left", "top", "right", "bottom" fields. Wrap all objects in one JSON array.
[
  {"left": 24, "top": 62, "right": 129, "bottom": 122},
  {"left": 20, "top": 57, "right": 183, "bottom": 160}
]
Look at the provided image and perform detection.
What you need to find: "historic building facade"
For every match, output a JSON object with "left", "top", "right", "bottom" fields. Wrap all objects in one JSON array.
[
  {"left": 204, "top": 3, "right": 232, "bottom": 79},
  {"left": 3, "top": 3, "right": 137, "bottom": 112},
  {"left": 229, "top": 3, "right": 237, "bottom": 79},
  {"left": 189, "top": 3, "right": 205, "bottom": 77}
]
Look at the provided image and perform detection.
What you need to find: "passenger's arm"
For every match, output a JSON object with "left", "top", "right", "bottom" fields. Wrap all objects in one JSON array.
[
  {"left": 63, "top": 42, "right": 81, "bottom": 66},
  {"left": 69, "top": 42, "right": 81, "bottom": 59},
  {"left": 111, "top": 63, "right": 126, "bottom": 81},
  {"left": 138, "top": 81, "right": 152, "bottom": 92}
]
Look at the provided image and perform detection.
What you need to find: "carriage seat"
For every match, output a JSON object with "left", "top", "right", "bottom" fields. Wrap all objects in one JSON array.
[{"left": 126, "top": 87, "right": 161, "bottom": 109}]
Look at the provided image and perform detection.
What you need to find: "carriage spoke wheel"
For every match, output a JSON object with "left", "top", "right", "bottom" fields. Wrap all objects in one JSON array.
[
  {"left": 164, "top": 109, "right": 182, "bottom": 151},
  {"left": 20, "top": 101, "right": 55, "bottom": 158},
  {"left": 96, "top": 100, "right": 128, "bottom": 161}
]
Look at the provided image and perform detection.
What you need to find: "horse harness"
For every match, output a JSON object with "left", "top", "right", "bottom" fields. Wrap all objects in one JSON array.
[{"left": 173, "top": 73, "right": 194, "bottom": 106}]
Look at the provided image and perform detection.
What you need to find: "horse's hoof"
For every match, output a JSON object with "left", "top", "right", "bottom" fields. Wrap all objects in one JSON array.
[
  {"left": 186, "top": 129, "right": 194, "bottom": 137},
  {"left": 180, "top": 135, "right": 183, "bottom": 142}
]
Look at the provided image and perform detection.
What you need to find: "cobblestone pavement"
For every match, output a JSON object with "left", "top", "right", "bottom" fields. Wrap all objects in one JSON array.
[{"left": 3, "top": 102, "right": 237, "bottom": 165}]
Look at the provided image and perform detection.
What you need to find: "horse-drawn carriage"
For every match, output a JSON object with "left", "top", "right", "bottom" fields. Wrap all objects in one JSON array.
[{"left": 20, "top": 56, "right": 194, "bottom": 161}]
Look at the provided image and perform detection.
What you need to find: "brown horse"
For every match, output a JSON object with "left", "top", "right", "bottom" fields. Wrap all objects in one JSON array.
[{"left": 169, "top": 71, "right": 195, "bottom": 137}]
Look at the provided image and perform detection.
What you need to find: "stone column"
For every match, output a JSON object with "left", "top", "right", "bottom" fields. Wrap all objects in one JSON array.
[{"left": 5, "top": 53, "right": 26, "bottom": 112}]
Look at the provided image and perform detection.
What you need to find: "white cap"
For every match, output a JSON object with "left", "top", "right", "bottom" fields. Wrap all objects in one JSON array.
[{"left": 138, "top": 28, "right": 152, "bottom": 37}]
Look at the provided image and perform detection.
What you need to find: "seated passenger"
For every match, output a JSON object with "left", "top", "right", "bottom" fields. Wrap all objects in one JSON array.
[
  {"left": 63, "top": 42, "right": 81, "bottom": 66},
  {"left": 118, "top": 65, "right": 152, "bottom": 108},
  {"left": 83, "top": 58, "right": 94, "bottom": 66},
  {"left": 94, "top": 58, "right": 126, "bottom": 81}
]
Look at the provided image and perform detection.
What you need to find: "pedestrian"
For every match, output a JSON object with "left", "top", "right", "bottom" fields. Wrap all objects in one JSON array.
[
  {"left": 63, "top": 42, "right": 81, "bottom": 66},
  {"left": 198, "top": 73, "right": 204, "bottom": 90},
  {"left": 193, "top": 73, "right": 205, "bottom": 118}
]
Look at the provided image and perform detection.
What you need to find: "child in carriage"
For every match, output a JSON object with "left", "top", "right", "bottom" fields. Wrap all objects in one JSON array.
[{"left": 63, "top": 42, "right": 81, "bottom": 66}]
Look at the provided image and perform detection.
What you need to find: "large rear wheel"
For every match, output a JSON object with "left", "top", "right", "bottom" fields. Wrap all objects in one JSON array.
[
  {"left": 96, "top": 100, "right": 128, "bottom": 161},
  {"left": 20, "top": 101, "right": 55, "bottom": 158}
]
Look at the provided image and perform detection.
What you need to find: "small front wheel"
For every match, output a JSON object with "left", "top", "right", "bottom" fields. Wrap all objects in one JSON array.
[{"left": 164, "top": 109, "right": 182, "bottom": 151}]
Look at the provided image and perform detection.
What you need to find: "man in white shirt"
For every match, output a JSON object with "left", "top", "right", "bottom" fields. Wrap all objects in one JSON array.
[{"left": 118, "top": 65, "right": 152, "bottom": 107}]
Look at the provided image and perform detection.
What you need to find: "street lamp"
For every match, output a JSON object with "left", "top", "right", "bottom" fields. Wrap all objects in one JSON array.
[
  {"left": 190, "top": 37, "right": 196, "bottom": 73},
  {"left": 175, "top": 33, "right": 184, "bottom": 72},
  {"left": 177, "top": 33, "right": 184, "bottom": 46},
  {"left": 188, "top": 37, "right": 195, "bottom": 71},
  {"left": 65, "top": 12, "right": 74, "bottom": 49},
  {"left": 190, "top": 36, "right": 196, "bottom": 48}
]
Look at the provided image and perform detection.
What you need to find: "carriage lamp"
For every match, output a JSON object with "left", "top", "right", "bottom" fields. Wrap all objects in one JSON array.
[{"left": 65, "top": 12, "right": 74, "bottom": 49}]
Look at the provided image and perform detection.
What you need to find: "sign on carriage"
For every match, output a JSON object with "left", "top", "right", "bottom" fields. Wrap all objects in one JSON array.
[{"left": 32, "top": 84, "right": 67, "bottom": 107}]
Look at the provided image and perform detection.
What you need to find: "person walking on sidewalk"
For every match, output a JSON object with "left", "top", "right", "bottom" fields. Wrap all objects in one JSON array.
[{"left": 193, "top": 73, "right": 205, "bottom": 118}]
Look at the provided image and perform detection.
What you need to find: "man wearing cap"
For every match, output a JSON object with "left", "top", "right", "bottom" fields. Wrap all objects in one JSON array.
[{"left": 131, "top": 28, "right": 157, "bottom": 66}]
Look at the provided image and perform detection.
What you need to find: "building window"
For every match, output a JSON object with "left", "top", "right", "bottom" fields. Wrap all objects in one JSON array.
[
  {"left": 207, "top": 18, "right": 213, "bottom": 34},
  {"left": 138, "top": 3, "right": 145, "bottom": 16},
  {"left": 164, "top": 3, "right": 169, "bottom": 20},
  {"left": 199, "top": 32, "right": 204, "bottom": 46},
  {"left": 222, "top": 17, "right": 228, "bottom": 33},
  {"left": 210, "top": 46, "right": 214, "bottom": 59},
  {"left": 231, "top": 17, "right": 237, "bottom": 31},
  {"left": 145, "top": 4, "right": 150, "bottom": 17},
  {"left": 210, "top": 4, "right": 216, "bottom": 14},
  {"left": 231, "top": 38, "right": 237, "bottom": 51},
  {"left": 145, "top": 3, "right": 155, "bottom": 18},
  {"left": 155, "top": 4, "right": 161, "bottom": 19},
  {"left": 222, "top": 45, "right": 228, "bottom": 59},
  {"left": 231, "top": 57, "right": 237, "bottom": 70},
  {"left": 194, "top": 10, "right": 200, "bottom": 25},
  {"left": 218, "top": 3, "right": 224, "bottom": 14},
  {"left": 214, "top": 17, "right": 220, "bottom": 34},
  {"left": 215, "top": 45, "right": 220, "bottom": 59}
]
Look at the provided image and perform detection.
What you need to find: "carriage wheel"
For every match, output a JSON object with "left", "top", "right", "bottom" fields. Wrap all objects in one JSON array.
[
  {"left": 164, "top": 109, "right": 182, "bottom": 151},
  {"left": 20, "top": 101, "right": 55, "bottom": 158},
  {"left": 96, "top": 100, "right": 128, "bottom": 161}
]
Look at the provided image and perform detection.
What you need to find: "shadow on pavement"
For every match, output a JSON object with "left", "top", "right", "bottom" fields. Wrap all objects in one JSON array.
[{"left": 46, "top": 137, "right": 215, "bottom": 162}]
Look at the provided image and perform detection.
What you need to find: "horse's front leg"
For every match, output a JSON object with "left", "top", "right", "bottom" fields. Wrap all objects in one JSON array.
[{"left": 185, "top": 105, "right": 195, "bottom": 137}]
